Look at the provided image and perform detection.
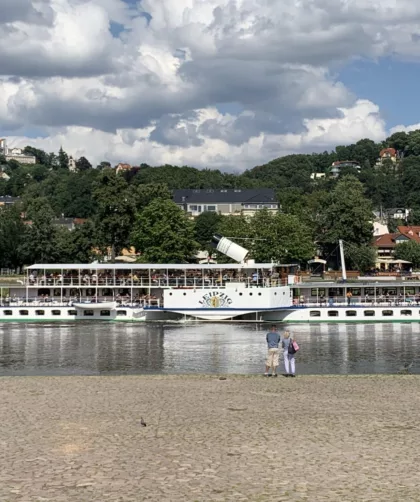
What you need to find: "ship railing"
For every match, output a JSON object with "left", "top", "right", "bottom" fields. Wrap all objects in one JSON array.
[
  {"left": 23, "top": 277, "right": 284, "bottom": 288},
  {"left": 0, "top": 297, "right": 162, "bottom": 308},
  {"left": 294, "top": 296, "right": 420, "bottom": 307}
]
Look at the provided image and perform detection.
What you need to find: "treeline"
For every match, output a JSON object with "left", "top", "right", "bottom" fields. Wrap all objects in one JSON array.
[{"left": 1, "top": 129, "right": 420, "bottom": 269}]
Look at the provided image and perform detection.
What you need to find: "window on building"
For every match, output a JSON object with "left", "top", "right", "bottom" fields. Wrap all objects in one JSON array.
[{"left": 206, "top": 205, "right": 217, "bottom": 211}]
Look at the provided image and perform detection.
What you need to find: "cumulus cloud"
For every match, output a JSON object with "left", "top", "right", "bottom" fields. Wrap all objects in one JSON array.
[{"left": 1, "top": 0, "right": 420, "bottom": 170}]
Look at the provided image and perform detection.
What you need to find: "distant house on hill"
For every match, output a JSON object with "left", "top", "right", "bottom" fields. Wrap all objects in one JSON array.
[
  {"left": 330, "top": 160, "right": 361, "bottom": 178},
  {"left": 376, "top": 148, "right": 398, "bottom": 166},
  {"left": 116, "top": 163, "right": 132, "bottom": 174},
  {"left": 173, "top": 188, "right": 279, "bottom": 217},
  {"left": 0, "top": 139, "right": 36, "bottom": 164},
  {"left": 0, "top": 196, "right": 19, "bottom": 207}
]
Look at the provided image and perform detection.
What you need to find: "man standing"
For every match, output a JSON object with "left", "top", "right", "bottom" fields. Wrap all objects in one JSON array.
[{"left": 264, "top": 325, "right": 281, "bottom": 377}]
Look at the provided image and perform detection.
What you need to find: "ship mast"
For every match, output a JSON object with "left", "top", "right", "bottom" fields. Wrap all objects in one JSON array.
[{"left": 339, "top": 239, "right": 347, "bottom": 281}]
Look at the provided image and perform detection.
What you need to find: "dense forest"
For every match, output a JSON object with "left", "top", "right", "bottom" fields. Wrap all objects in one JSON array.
[{"left": 1, "top": 129, "right": 420, "bottom": 270}]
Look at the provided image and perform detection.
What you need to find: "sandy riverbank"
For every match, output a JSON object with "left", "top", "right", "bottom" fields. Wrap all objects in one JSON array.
[{"left": 1, "top": 375, "right": 420, "bottom": 502}]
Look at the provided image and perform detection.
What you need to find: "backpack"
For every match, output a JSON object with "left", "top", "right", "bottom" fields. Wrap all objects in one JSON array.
[{"left": 288, "top": 339, "right": 299, "bottom": 355}]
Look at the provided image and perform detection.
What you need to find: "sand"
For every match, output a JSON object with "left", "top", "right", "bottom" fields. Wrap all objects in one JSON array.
[{"left": 1, "top": 374, "right": 420, "bottom": 501}]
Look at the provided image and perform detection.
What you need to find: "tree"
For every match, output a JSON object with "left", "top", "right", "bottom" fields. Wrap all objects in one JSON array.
[
  {"left": 250, "top": 210, "right": 314, "bottom": 264},
  {"left": 76, "top": 156, "right": 92, "bottom": 171},
  {"left": 58, "top": 147, "right": 69, "bottom": 170},
  {"left": 55, "top": 220, "right": 97, "bottom": 263},
  {"left": 93, "top": 169, "right": 135, "bottom": 261},
  {"left": 394, "top": 240, "right": 420, "bottom": 268},
  {"left": 317, "top": 176, "right": 373, "bottom": 257},
  {"left": 23, "top": 146, "right": 50, "bottom": 166},
  {"left": 20, "top": 198, "right": 58, "bottom": 263},
  {"left": 97, "top": 161, "right": 111, "bottom": 170},
  {"left": 0, "top": 205, "right": 25, "bottom": 269},
  {"left": 194, "top": 211, "right": 222, "bottom": 250},
  {"left": 344, "top": 243, "right": 376, "bottom": 273},
  {"left": 131, "top": 183, "right": 171, "bottom": 210},
  {"left": 131, "top": 199, "right": 198, "bottom": 263}
]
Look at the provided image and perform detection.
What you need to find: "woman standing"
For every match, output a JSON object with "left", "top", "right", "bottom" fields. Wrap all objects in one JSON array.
[{"left": 282, "top": 331, "right": 297, "bottom": 377}]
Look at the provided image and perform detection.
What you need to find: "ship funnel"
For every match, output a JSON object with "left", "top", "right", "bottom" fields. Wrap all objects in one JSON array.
[{"left": 211, "top": 234, "right": 249, "bottom": 263}]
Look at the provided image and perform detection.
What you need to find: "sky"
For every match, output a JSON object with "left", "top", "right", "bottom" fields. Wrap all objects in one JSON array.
[{"left": 1, "top": 0, "right": 420, "bottom": 172}]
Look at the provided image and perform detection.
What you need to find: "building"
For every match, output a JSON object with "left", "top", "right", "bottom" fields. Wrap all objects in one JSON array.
[
  {"left": 0, "top": 138, "right": 36, "bottom": 164},
  {"left": 373, "top": 225, "right": 420, "bottom": 269},
  {"left": 68, "top": 156, "right": 77, "bottom": 172},
  {"left": 173, "top": 189, "right": 279, "bottom": 217},
  {"left": 0, "top": 196, "right": 19, "bottom": 207},
  {"left": 310, "top": 172, "right": 326, "bottom": 180},
  {"left": 330, "top": 161, "right": 361, "bottom": 178},
  {"left": 116, "top": 163, "right": 132, "bottom": 174},
  {"left": 373, "top": 208, "right": 411, "bottom": 222},
  {"left": 376, "top": 148, "right": 398, "bottom": 166}
]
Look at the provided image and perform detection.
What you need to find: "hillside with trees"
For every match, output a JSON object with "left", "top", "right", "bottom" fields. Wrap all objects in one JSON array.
[{"left": 1, "top": 129, "right": 420, "bottom": 269}]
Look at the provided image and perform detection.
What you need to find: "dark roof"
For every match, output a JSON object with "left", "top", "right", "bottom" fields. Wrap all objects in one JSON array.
[{"left": 173, "top": 189, "right": 276, "bottom": 204}]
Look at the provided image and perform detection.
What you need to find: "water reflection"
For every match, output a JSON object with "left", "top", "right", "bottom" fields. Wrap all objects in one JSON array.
[{"left": 0, "top": 322, "right": 419, "bottom": 376}]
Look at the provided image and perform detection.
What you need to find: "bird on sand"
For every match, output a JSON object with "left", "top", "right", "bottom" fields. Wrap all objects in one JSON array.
[
  {"left": 398, "top": 362, "right": 414, "bottom": 374},
  {"left": 140, "top": 417, "right": 147, "bottom": 427}
]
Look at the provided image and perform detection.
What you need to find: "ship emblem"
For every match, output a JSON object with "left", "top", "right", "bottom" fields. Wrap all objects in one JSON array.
[{"left": 199, "top": 292, "right": 233, "bottom": 308}]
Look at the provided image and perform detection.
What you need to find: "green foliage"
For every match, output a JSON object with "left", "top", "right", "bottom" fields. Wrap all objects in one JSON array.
[
  {"left": 250, "top": 210, "right": 314, "bottom": 264},
  {"left": 20, "top": 198, "right": 58, "bottom": 263},
  {"left": 55, "top": 220, "right": 97, "bottom": 263},
  {"left": 344, "top": 244, "right": 376, "bottom": 273},
  {"left": 0, "top": 205, "right": 25, "bottom": 269},
  {"left": 131, "top": 199, "right": 198, "bottom": 263},
  {"left": 76, "top": 156, "right": 92, "bottom": 171},
  {"left": 131, "top": 183, "right": 172, "bottom": 210},
  {"left": 194, "top": 211, "right": 222, "bottom": 250},
  {"left": 58, "top": 147, "right": 69, "bottom": 170},
  {"left": 93, "top": 169, "right": 135, "bottom": 260},
  {"left": 317, "top": 176, "right": 373, "bottom": 253},
  {"left": 394, "top": 240, "right": 420, "bottom": 268}
]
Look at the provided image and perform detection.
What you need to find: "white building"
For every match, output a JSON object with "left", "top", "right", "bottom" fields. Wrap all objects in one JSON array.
[
  {"left": 0, "top": 138, "right": 36, "bottom": 164},
  {"left": 68, "top": 156, "right": 77, "bottom": 172}
]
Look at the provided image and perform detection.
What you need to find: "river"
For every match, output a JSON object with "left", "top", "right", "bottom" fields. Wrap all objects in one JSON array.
[{"left": 0, "top": 322, "right": 419, "bottom": 376}]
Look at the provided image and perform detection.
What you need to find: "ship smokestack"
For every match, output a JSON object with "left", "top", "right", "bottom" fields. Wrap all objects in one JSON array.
[{"left": 211, "top": 234, "right": 249, "bottom": 263}]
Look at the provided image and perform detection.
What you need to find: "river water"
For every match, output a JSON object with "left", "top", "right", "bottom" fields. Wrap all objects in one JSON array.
[{"left": 0, "top": 322, "right": 419, "bottom": 376}]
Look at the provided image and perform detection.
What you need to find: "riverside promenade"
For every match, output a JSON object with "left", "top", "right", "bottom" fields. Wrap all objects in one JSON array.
[{"left": 1, "top": 375, "right": 419, "bottom": 502}]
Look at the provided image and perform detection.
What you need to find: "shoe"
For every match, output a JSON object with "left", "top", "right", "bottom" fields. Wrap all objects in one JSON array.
[
  {"left": 273, "top": 374, "right": 278, "bottom": 377},
  {"left": 282, "top": 374, "right": 289, "bottom": 377},
  {"left": 290, "top": 374, "right": 296, "bottom": 378},
  {"left": 264, "top": 373, "right": 271, "bottom": 377}
]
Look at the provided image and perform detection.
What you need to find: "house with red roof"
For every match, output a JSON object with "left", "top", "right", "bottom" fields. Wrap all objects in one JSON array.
[{"left": 373, "top": 226, "right": 420, "bottom": 269}]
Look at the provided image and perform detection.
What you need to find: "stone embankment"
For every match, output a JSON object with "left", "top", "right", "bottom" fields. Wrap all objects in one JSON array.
[{"left": 1, "top": 375, "right": 419, "bottom": 501}]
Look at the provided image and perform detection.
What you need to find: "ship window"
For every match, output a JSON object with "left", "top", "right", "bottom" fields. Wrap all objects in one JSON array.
[
  {"left": 169, "top": 292, "right": 172, "bottom": 296},
  {"left": 19, "top": 310, "right": 29, "bottom": 315},
  {"left": 239, "top": 293, "right": 243, "bottom": 296},
  {"left": 328, "top": 311, "right": 339, "bottom": 317},
  {"left": 68, "top": 310, "right": 77, "bottom": 315},
  {"left": 116, "top": 310, "right": 127, "bottom": 316},
  {"left": 258, "top": 292, "right": 262, "bottom": 296},
  {"left": 38, "top": 289, "right": 51, "bottom": 296},
  {"left": 249, "top": 292, "right": 253, "bottom": 296},
  {"left": 401, "top": 310, "right": 412, "bottom": 316},
  {"left": 382, "top": 310, "right": 393, "bottom": 316},
  {"left": 100, "top": 310, "right": 111, "bottom": 316},
  {"left": 405, "top": 287, "right": 415, "bottom": 295},
  {"left": 311, "top": 289, "right": 325, "bottom": 296},
  {"left": 274, "top": 292, "right": 277, "bottom": 295},
  {"left": 36, "top": 310, "right": 45, "bottom": 316},
  {"left": 346, "top": 310, "right": 357, "bottom": 317},
  {"left": 364, "top": 310, "right": 375, "bottom": 317},
  {"left": 310, "top": 311, "right": 321, "bottom": 317},
  {"left": 183, "top": 292, "right": 186, "bottom": 296},
  {"left": 364, "top": 288, "right": 375, "bottom": 296},
  {"left": 84, "top": 310, "right": 94, "bottom": 316},
  {"left": 52, "top": 310, "right": 61, "bottom": 315},
  {"left": 4, "top": 310, "right": 12, "bottom": 315}
]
